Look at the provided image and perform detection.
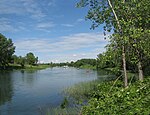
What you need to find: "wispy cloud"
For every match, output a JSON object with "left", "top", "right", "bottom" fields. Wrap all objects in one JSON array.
[
  {"left": 21, "top": 0, "right": 46, "bottom": 19},
  {"left": 15, "top": 32, "right": 107, "bottom": 52},
  {"left": 77, "top": 18, "right": 84, "bottom": 22},
  {"left": 61, "top": 19, "right": 85, "bottom": 28},
  {"left": 0, "top": 18, "right": 29, "bottom": 32},
  {"left": 61, "top": 24, "right": 74, "bottom": 27},
  {"left": 0, "top": 18, "right": 18, "bottom": 32},
  {"left": 47, "top": 0, "right": 56, "bottom": 7},
  {"left": 43, "top": 48, "right": 106, "bottom": 63},
  {"left": 0, "top": 0, "right": 46, "bottom": 20},
  {"left": 0, "top": 0, "right": 24, "bottom": 15},
  {"left": 36, "top": 22, "right": 55, "bottom": 31},
  {"left": 14, "top": 32, "right": 108, "bottom": 62}
]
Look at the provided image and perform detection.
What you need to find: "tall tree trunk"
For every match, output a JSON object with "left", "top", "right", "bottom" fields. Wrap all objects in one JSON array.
[
  {"left": 122, "top": 45, "right": 128, "bottom": 87},
  {"left": 138, "top": 60, "right": 144, "bottom": 81},
  {"left": 107, "top": 0, "right": 128, "bottom": 87},
  {"left": 136, "top": 49, "right": 144, "bottom": 81}
]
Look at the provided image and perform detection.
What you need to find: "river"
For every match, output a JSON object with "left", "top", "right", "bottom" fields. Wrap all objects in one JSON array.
[{"left": 0, "top": 67, "right": 114, "bottom": 115}]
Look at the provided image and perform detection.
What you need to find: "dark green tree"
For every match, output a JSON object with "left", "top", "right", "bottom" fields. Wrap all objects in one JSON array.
[{"left": 0, "top": 33, "right": 15, "bottom": 67}]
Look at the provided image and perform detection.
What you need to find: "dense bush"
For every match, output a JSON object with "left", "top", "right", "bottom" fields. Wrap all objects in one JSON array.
[{"left": 81, "top": 77, "right": 150, "bottom": 114}]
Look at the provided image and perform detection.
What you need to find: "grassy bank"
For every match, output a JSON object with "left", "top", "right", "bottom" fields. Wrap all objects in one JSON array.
[
  {"left": 1, "top": 64, "right": 50, "bottom": 70},
  {"left": 64, "top": 80, "right": 100, "bottom": 101},
  {"left": 24, "top": 64, "right": 50, "bottom": 70},
  {"left": 64, "top": 75, "right": 150, "bottom": 114},
  {"left": 81, "top": 77, "right": 150, "bottom": 114},
  {"left": 64, "top": 71, "right": 138, "bottom": 101}
]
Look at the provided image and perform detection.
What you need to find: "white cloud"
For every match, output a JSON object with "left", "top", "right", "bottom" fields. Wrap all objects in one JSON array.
[
  {"left": 21, "top": 0, "right": 46, "bottom": 20},
  {"left": 47, "top": 0, "right": 56, "bottom": 6},
  {"left": 45, "top": 48, "right": 106, "bottom": 63},
  {"left": 77, "top": 18, "right": 84, "bottom": 22},
  {"left": 61, "top": 24, "right": 74, "bottom": 27},
  {"left": 0, "top": 18, "right": 28, "bottom": 32},
  {"left": 0, "top": 0, "right": 46, "bottom": 20},
  {"left": 23, "top": 0, "right": 46, "bottom": 19},
  {"left": 82, "top": 53, "right": 86, "bottom": 56},
  {"left": 14, "top": 32, "right": 108, "bottom": 62},
  {"left": 0, "top": 0, "right": 24, "bottom": 15},
  {"left": 15, "top": 32, "right": 108, "bottom": 52},
  {"left": 73, "top": 54, "right": 77, "bottom": 57},
  {"left": 36, "top": 22, "right": 55, "bottom": 30},
  {"left": 0, "top": 18, "right": 18, "bottom": 32}
]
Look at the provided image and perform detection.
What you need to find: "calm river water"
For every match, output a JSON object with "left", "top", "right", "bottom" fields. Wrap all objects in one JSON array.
[{"left": 0, "top": 67, "right": 114, "bottom": 115}]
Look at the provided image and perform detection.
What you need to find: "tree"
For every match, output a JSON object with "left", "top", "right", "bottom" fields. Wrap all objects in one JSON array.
[
  {"left": 97, "top": 44, "right": 121, "bottom": 70},
  {"left": 12, "top": 55, "right": 19, "bottom": 64},
  {"left": 26, "top": 52, "right": 37, "bottom": 65},
  {"left": 74, "top": 59, "right": 96, "bottom": 68},
  {"left": 18, "top": 56, "right": 25, "bottom": 67},
  {"left": 77, "top": 0, "right": 128, "bottom": 87},
  {"left": 126, "top": 0, "right": 150, "bottom": 81},
  {"left": 35, "top": 57, "right": 38, "bottom": 64},
  {"left": 0, "top": 33, "right": 15, "bottom": 67},
  {"left": 77, "top": 0, "right": 150, "bottom": 86}
]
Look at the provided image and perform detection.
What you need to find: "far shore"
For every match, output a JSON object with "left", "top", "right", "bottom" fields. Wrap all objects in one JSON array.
[{"left": 0, "top": 64, "right": 51, "bottom": 71}]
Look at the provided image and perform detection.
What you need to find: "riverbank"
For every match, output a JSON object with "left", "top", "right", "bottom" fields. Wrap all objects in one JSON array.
[
  {"left": 64, "top": 76, "right": 150, "bottom": 114},
  {"left": 0, "top": 64, "right": 50, "bottom": 70},
  {"left": 81, "top": 76, "right": 150, "bottom": 114}
]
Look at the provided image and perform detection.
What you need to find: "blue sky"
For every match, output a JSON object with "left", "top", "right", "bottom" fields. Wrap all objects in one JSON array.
[{"left": 0, "top": 0, "right": 108, "bottom": 63}]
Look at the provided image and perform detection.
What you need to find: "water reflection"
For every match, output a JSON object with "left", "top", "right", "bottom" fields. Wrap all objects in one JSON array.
[
  {"left": 0, "top": 68, "right": 115, "bottom": 115},
  {"left": 19, "top": 70, "right": 38, "bottom": 87},
  {"left": 0, "top": 71, "right": 13, "bottom": 106}
]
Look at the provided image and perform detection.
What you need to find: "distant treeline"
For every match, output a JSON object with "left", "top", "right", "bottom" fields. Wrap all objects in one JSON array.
[
  {"left": 50, "top": 59, "right": 97, "bottom": 69},
  {"left": 50, "top": 54, "right": 150, "bottom": 76}
]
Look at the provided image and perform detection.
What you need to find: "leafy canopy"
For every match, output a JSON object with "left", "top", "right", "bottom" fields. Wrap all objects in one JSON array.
[{"left": 0, "top": 33, "right": 15, "bottom": 66}]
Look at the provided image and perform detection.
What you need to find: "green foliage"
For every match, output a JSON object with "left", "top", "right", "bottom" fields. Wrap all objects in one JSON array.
[
  {"left": 74, "top": 59, "right": 96, "bottom": 68},
  {"left": 97, "top": 51, "right": 119, "bottom": 69},
  {"left": 78, "top": 0, "right": 150, "bottom": 83},
  {"left": 81, "top": 77, "right": 150, "bottom": 114},
  {"left": 26, "top": 52, "right": 38, "bottom": 65},
  {"left": 0, "top": 33, "right": 15, "bottom": 67},
  {"left": 12, "top": 52, "right": 38, "bottom": 67},
  {"left": 18, "top": 56, "right": 25, "bottom": 67}
]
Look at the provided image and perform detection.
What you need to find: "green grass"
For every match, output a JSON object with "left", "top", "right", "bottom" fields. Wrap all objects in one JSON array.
[
  {"left": 64, "top": 80, "right": 100, "bottom": 101},
  {"left": 46, "top": 107, "right": 80, "bottom": 115},
  {"left": 2, "top": 64, "right": 50, "bottom": 70},
  {"left": 24, "top": 64, "right": 50, "bottom": 70}
]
